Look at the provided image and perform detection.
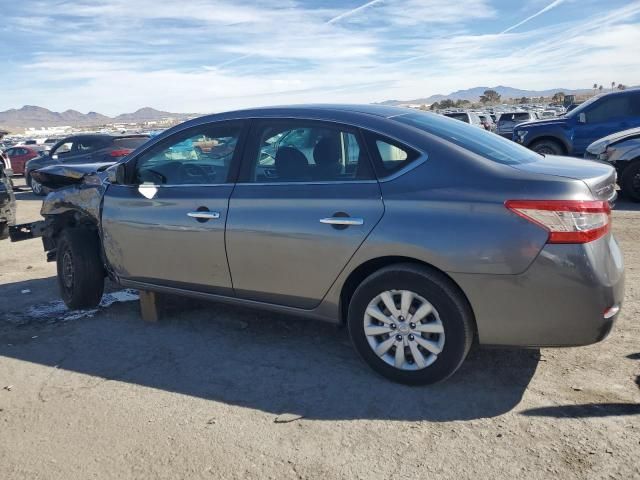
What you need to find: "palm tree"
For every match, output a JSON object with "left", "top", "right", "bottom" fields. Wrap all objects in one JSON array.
[
  {"left": 598, "top": 85, "right": 604, "bottom": 93},
  {"left": 611, "top": 81, "right": 616, "bottom": 91}
]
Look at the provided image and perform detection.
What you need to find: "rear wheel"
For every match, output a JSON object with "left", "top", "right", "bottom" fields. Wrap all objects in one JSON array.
[
  {"left": 347, "top": 264, "right": 474, "bottom": 385},
  {"left": 530, "top": 139, "right": 564, "bottom": 156},
  {"left": 56, "top": 229, "right": 105, "bottom": 309},
  {"left": 620, "top": 162, "right": 640, "bottom": 202}
]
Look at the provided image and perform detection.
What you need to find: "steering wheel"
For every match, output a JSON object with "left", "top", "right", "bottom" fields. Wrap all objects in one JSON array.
[{"left": 179, "top": 163, "right": 210, "bottom": 184}]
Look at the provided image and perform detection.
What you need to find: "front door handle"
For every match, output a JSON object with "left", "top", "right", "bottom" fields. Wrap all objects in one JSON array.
[
  {"left": 320, "top": 217, "right": 364, "bottom": 226},
  {"left": 187, "top": 211, "right": 220, "bottom": 220}
]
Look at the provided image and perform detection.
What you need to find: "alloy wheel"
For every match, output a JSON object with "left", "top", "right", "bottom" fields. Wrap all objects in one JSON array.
[{"left": 363, "top": 289, "right": 445, "bottom": 371}]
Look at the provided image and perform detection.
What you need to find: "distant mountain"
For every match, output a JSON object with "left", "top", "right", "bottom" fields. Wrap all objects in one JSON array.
[
  {"left": 0, "top": 105, "right": 192, "bottom": 132},
  {"left": 377, "top": 85, "right": 596, "bottom": 106}
]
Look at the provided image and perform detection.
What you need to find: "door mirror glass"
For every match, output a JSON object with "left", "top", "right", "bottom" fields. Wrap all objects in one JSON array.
[
  {"left": 578, "top": 113, "right": 586, "bottom": 124},
  {"left": 106, "top": 163, "right": 127, "bottom": 184},
  {"left": 4, "top": 168, "right": 13, "bottom": 178}
]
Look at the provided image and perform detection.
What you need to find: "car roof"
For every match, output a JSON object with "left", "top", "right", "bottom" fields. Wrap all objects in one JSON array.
[{"left": 191, "top": 104, "right": 413, "bottom": 124}]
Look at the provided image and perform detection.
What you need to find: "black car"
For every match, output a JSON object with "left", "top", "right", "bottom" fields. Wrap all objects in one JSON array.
[
  {"left": 0, "top": 159, "right": 16, "bottom": 240},
  {"left": 585, "top": 127, "right": 640, "bottom": 201},
  {"left": 25, "top": 134, "right": 150, "bottom": 195}
]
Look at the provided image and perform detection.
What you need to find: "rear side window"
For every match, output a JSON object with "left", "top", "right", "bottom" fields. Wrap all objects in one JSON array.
[
  {"left": 362, "top": 131, "right": 420, "bottom": 176},
  {"left": 243, "top": 121, "right": 374, "bottom": 183},
  {"left": 395, "top": 111, "right": 541, "bottom": 165},
  {"left": 114, "top": 137, "right": 150, "bottom": 149}
]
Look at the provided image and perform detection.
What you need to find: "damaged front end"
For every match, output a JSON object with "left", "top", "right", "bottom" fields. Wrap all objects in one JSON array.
[{"left": 9, "top": 163, "right": 112, "bottom": 261}]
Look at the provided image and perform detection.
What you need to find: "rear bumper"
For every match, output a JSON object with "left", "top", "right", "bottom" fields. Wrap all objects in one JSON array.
[{"left": 451, "top": 234, "right": 625, "bottom": 347}]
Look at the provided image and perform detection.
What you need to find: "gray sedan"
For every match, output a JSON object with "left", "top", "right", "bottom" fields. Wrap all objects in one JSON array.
[{"left": 31, "top": 105, "right": 624, "bottom": 385}]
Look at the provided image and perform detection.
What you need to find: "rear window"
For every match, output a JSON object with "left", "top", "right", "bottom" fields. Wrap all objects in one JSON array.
[
  {"left": 394, "top": 111, "right": 541, "bottom": 165},
  {"left": 113, "top": 137, "right": 149, "bottom": 149},
  {"left": 498, "top": 112, "right": 531, "bottom": 123}
]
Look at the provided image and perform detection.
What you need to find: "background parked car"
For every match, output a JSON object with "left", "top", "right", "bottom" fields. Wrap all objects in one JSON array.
[
  {"left": 478, "top": 113, "right": 496, "bottom": 132},
  {"left": 444, "top": 112, "right": 484, "bottom": 128},
  {"left": 2, "top": 145, "right": 41, "bottom": 175},
  {"left": 514, "top": 89, "right": 640, "bottom": 156},
  {"left": 586, "top": 126, "right": 640, "bottom": 201},
  {"left": 496, "top": 111, "right": 539, "bottom": 138},
  {"left": 25, "top": 134, "right": 150, "bottom": 195},
  {"left": 0, "top": 159, "right": 16, "bottom": 240}
]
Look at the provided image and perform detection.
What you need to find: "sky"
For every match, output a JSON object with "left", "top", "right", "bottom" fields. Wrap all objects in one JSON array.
[{"left": 1, "top": 0, "right": 639, "bottom": 115}]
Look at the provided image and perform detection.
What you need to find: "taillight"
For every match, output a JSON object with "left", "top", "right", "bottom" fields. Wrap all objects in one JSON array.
[
  {"left": 110, "top": 149, "right": 133, "bottom": 157},
  {"left": 505, "top": 200, "right": 611, "bottom": 244}
]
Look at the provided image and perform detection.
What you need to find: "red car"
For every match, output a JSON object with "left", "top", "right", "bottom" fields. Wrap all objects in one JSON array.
[{"left": 3, "top": 146, "right": 41, "bottom": 175}]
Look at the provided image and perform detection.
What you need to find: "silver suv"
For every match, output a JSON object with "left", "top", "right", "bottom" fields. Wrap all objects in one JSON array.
[{"left": 27, "top": 105, "right": 624, "bottom": 385}]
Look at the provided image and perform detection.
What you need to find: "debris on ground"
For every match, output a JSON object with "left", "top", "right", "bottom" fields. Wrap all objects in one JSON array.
[{"left": 274, "top": 413, "right": 304, "bottom": 424}]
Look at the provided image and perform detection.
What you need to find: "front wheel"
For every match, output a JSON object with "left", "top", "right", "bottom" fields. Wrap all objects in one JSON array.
[
  {"left": 56, "top": 229, "right": 105, "bottom": 309},
  {"left": 529, "top": 139, "right": 564, "bottom": 156},
  {"left": 347, "top": 264, "right": 474, "bottom": 385},
  {"left": 28, "top": 173, "right": 46, "bottom": 196},
  {"left": 620, "top": 162, "right": 640, "bottom": 202}
]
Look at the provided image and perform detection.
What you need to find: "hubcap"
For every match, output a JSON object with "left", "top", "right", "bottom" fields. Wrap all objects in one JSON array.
[
  {"left": 31, "top": 178, "right": 42, "bottom": 193},
  {"left": 62, "top": 250, "right": 74, "bottom": 290},
  {"left": 363, "top": 289, "right": 445, "bottom": 371}
]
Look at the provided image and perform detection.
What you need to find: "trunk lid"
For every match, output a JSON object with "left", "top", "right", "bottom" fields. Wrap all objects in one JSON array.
[{"left": 510, "top": 155, "right": 617, "bottom": 203}]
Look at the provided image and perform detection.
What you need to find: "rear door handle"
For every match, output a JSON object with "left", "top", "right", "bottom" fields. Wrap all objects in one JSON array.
[
  {"left": 320, "top": 217, "right": 364, "bottom": 226},
  {"left": 187, "top": 211, "right": 220, "bottom": 220}
]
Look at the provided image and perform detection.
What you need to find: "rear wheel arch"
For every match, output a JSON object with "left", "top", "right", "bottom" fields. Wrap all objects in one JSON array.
[{"left": 339, "top": 256, "right": 477, "bottom": 334}]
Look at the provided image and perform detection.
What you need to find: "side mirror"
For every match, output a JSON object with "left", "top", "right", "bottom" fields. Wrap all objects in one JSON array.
[
  {"left": 4, "top": 168, "right": 13, "bottom": 178},
  {"left": 108, "top": 163, "right": 127, "bottom": 185},
  {"left": 578, "top": 113, "right": 587, "bottom": 124}
]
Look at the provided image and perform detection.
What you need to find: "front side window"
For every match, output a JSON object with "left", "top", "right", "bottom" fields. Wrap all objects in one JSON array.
[
  {"left": 53, "top": 142, "right": 74, "bottom": 157},
  {"left": 76, "top": 139, "right": 103, "bottom": 152},
  {"left": 134, "top": 123, "right": 242, "bottom": 185},
  {"left": 585, "top": 96, "right": 631, "bottom": 123},
  {"left": 247, "top": 122, "right": 373, "bottom": 182}
]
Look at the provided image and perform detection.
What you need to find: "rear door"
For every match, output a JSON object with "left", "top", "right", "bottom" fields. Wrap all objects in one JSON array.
[
  {"left": 226, "top": 119, "right": 384, "bottom": 309},
  {"left": 101, "top": 121, "right": 246, "bottom": 294}
]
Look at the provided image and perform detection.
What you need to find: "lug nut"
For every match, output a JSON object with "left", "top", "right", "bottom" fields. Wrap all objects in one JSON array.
[
  {"left": 408, "top": 334, "right": 415, "bottom": 341},
  {"left": 390, "top": 323, "right": 397, "bottom": 330},
  {"left": 396, "top": 335, "right": 403, "bottom": 341},
  {"left": 410, "top": 322, "right": 416, "bottom": 329},
  {"left": 398, "top": 316, "right": 404, "bottom": 321}
]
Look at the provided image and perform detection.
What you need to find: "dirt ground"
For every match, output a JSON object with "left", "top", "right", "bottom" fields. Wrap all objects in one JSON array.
[{"left": 1, "top": 178, "right": 638, "bottom": 480}]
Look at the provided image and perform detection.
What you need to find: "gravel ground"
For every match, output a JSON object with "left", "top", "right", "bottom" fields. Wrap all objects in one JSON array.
[{"left": 1, "top": 178, "right": 638, "bottom": 480}]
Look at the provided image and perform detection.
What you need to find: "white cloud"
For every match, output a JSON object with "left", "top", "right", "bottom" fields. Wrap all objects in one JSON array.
[{"left": 1, "top": 0, "right": 639, "bottom": 114}]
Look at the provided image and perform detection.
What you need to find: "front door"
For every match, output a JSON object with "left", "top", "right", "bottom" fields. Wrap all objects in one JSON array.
[
  {"left": 101, "top": 121, "right": 246, "bottom": 295},
  {"left": 226, "top": 119, "right": 384, "bottom": 309}
]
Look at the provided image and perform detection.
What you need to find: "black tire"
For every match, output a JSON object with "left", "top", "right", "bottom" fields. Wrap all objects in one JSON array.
[
  {"left": 56, "top": 229, "right": 105, "bottom": 309},
  {"left": 347, "top": 264, "right": 474, "bottom": 385},
  {"left": 620, "top": 162, "right": 640, "bottom": 202},
  {"left": 529, "top": 139, "right": 564, "bottom": 156},
  {"left": 27, "top": 173, "right": 46, "bottom": 196}
]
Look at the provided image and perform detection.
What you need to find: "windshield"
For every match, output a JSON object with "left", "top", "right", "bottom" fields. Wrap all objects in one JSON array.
[
  {"left": 394, "top": 111, "right": 541, "bottom": 165},
  {"left": 565, "top": 95, "right": 601, "bottom": 118}
]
